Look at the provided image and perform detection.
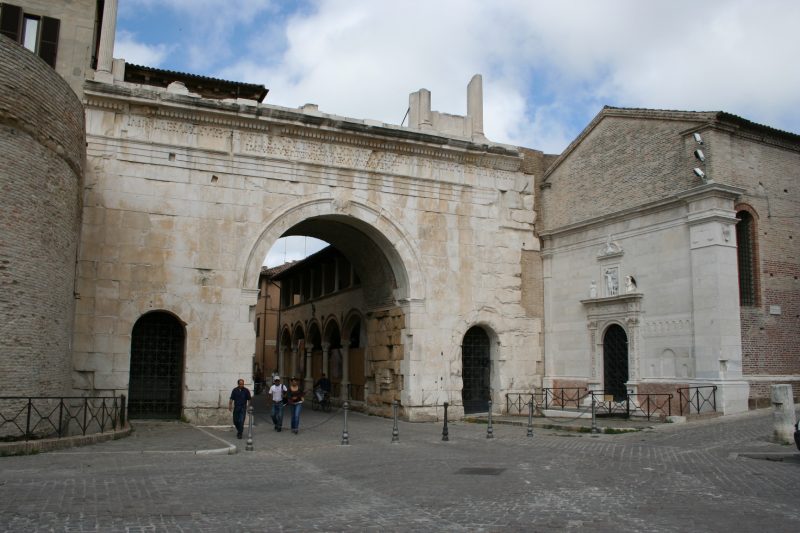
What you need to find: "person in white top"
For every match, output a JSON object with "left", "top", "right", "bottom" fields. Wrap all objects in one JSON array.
[{"left": 268, "top": 377, "right": 287, "bottom": 432}]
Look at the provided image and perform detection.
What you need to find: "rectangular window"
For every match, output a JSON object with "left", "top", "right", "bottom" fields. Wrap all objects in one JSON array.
[
  {"left": 0, "top": 3, "right": 59, "bottom": 67},
  {"left": 22, "top": 15, "right": 37, "bottom": 52}
]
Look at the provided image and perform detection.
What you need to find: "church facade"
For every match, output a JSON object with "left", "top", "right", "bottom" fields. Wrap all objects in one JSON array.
[{"left": 1, "top": 0, "right": 797, "bottom": 423}]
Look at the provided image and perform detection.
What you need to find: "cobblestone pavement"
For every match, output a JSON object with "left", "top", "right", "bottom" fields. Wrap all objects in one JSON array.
[{"left": 1, "top": 401, "right": 798, "bottom": 532}]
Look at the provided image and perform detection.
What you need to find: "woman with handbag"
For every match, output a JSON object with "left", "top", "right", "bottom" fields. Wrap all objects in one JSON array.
[{"left": 287, "top": 377, "right": 305, "bottom": 434}]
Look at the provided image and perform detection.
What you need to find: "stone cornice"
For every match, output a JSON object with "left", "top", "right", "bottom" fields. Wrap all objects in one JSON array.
[{"left": 83, "top": 81, "right": 522, "bottom": 172}]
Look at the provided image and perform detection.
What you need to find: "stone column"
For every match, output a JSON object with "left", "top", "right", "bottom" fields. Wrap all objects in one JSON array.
[
  {"left": 94, "top": 0, "right": 118, "bottom": 83},
  {"left": 290, "top": 347, "right": 298, "bottom": 378},
  {"left": 322, "top": 342, "right": 330, "bottom": 378},
  {"left": 467, "top": 74, "right": 484, "bottom": 139},
  {"left": 771, "top": 384, "right": 796, "bottom": 444},
  {"left": 340, "top": 343, "right": 350, "bottom": 400},
  {"left": 408, "top": 89, "right": 432, "bottom": 131},
  {"left": 304, "top": 348, "right": 313, "bottom": 390}
]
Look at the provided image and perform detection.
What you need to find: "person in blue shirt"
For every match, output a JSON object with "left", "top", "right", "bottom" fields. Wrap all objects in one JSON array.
[{"left": 228, "top": 379, "right": 251, "bottom": 439}]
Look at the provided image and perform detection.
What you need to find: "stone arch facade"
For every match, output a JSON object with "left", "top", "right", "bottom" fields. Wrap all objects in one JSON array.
[{"left": 241, "top": 194, "right": 426, "bottom": 303}]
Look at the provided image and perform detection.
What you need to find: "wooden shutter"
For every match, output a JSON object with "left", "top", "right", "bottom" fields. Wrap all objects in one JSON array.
[
  {"left": 38, "top": 15, "right": 59, "bottom": 67},
  {"left": 0, "top": 3, "right": 22, "bottom": 42}
]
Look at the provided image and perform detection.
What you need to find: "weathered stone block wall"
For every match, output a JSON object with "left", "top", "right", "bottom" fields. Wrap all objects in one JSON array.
[
  {"left": 0, "top": 35, "right": 84, "bottom": 396},
  {"left": 365, "top": 307, "right": 405, "bottom": 406},
  {"left": 77, "top": 82, "right": 543, "bottom": 422}
]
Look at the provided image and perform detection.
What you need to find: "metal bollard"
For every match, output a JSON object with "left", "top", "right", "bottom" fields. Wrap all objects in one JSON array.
[
  {"left": 526, "top": 398, "right": 534, "bottom": 438},
  {"left": 442, "top": 402, "right": 449, "bottom": 441},
  {"left": 340, "top": 401, "right": 350, "bottom": 445},
  {"left": 486, "top": 400, "right": 494, "bottom": 439},
  {"left": 245, "top": 405, "right": 254, "bottom": 451},
  {"left": 391, "top": 400, "right": 400, "bottom": 443},
  {"left": 590, "top": 396, "right": 600, "bottom": 434}
]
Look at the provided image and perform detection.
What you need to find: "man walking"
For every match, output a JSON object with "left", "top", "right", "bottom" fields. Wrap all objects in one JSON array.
[
  {"left": 268, "top": 376, "right": 287, "bottom": 431},
  {"left": 228, "top": 379, "right": 251, "bottom": 439}
]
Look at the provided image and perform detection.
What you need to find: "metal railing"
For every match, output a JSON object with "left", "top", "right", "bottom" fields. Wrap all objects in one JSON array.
[
  {"left": 0, "top": 395, "right": 126, "bottom": 442},
  {"left": 506, "top": 388, "right": 673, "bottom": 421},
  {"left": 541, "top": 387, "right": 586, "bottom": 410},
  {"left": 506, "top": 393, "right": 536, "bottom": 415},
  {"left": 677, "top": 386, "right": 717, "bottom": 416},
  {"left": 590, "top": 392, "right": 672, "bottom": 420}
]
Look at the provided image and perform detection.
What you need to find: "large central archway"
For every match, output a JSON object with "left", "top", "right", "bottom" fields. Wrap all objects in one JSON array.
[{"left": 246, "top": 196, "right": 425, "bottom": 413}]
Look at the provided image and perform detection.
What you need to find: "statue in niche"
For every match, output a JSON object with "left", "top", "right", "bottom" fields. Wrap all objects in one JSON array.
[
  {"left": 604, "top": 267, "right": 618, "bottom": 297},
  {"left": 589, "top": 280, "right": 597, "bottom": 298},
  {"left": 625, "top": 275, "right": 637, "bottom": 293}
]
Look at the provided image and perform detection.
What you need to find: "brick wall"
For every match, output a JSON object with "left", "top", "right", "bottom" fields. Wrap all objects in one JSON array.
[
  {"left": 541, "top": 113, "right": 699, "bottom": 231},
  {"left": 0, "top": 35, "right": 84, "bottom": 396},
  {"left": 713, "top": 131, "right": 800, "bottom": 406}
]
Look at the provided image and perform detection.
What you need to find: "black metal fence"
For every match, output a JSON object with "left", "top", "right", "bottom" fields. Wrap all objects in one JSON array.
[
  {"left": 506, "top": 388, "right": 677, "bottom": 421},
  {"left": 0, "top": 395, "right": 126, "bottom": 442},
  {"left": 677, "top": 386, "right": 717, "bottom": 415}
]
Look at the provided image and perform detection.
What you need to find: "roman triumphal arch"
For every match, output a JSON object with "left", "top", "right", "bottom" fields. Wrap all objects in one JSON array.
[{"left": 73, "top": 79, "right": 543, "bottom": 422}]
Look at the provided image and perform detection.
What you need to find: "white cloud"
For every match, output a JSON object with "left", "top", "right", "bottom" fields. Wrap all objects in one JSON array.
[
  {"left": 114, "top": 31, "right": 169, "bottom": 67},
  {"left": 121, "top": 0, "right": 800, "bottom": 152},
  {"left": 265, "top": 237, "right": 328, "bottom": 267}
]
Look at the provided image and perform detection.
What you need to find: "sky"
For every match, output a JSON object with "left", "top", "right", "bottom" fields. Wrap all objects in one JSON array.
[{"left": 115, "top": 0, "right": 800, "bottom": 266}]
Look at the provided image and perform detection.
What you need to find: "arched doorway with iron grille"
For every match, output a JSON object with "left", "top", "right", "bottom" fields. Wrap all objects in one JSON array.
[
  {"left": 128, "top": 311, "right": 185, "bottom": 419},
  {"left": 603, "top": 324, "right": 629, "bottom": 401},
  {"left": 461, "top": 326, "right": 491, "bottom": 414}
]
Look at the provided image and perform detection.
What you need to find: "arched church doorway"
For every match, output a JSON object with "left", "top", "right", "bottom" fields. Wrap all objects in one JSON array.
[
  {"left": 462, "top": 326, "right": 491, "bottom": 414},
  {"left": 128, "top": 311, "right": 185, "bottom": 419},
  {"left": 603, "top": 324, "right": 628, "bottom": 401}
]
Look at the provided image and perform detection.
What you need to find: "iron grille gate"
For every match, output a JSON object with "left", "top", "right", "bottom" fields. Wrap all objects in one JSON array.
[
  {"left": 603, "top": 325, "right": 629, "bottom": 401},
  {"left": 462, "top": 326, "right": 490, "bottom": 414},
  {"left": 128, "top": 312, "right": 184, "bottom": 419}
]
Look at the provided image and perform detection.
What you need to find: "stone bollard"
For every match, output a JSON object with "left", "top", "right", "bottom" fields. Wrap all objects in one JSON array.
[
  {"left": 442, "top": 402, "right": 449, "bottom": 442},
  {"left": 245, "top": 405, "right": 254, "bottom": 452},
  {"left": 340, "top": 401, "right": 350, "bottom": 446},
  {"left": 486, "top": 400, "right": 494, "bottom": 439},
  {"left": 771, "top": 384, "right": 796, "bottom": 445},
  {"left": 526, "top": 398, "right": 534, "bottom": 438},
  {"left": 391, "top": 400, "right": 400, "bottom": 443},
  {"left": 590, "top": 395, "right": 601, "bottom": 434}
]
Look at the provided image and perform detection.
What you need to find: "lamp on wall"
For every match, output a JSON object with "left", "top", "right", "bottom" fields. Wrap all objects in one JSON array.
[{"left": 692, "top": 132, "right": 712, "bottom": 183}]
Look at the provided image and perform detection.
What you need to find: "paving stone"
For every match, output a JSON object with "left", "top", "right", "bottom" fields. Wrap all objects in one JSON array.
[{"left": 0, "top": 405, "right": 797, "bottom": 532}]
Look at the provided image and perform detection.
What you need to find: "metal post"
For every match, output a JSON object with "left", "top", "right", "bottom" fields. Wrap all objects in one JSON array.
[
  {"left": 442, "top": 402, "right": 449, "bottom": 441},
  {"left": 245, "top": 405, "right": 254, "bottom": 451},
  {"left": 341, "top": 401, "right": 350, "bottom": 445},
  {"left": 486, "top": 400, "right": 494, "bottom": 439},
  {"left": 391, "top": 400, "right": 400, "bottom": 443},
  {"left": 526, "top": 398, "right": 534, "bottom": 438},
  {"left": 25, "top": 398, "right": 32, "bottom": 441},
  {"left": 591, "top": 395, "right": 600, "bottom": 434},
  {"left": 83, "top": 397, "right": 89, "bottom": 436}
]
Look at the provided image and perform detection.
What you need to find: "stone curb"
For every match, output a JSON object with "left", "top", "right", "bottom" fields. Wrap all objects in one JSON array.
[{"left": 0, "top": 426, "right": 132, "bottom": 456}]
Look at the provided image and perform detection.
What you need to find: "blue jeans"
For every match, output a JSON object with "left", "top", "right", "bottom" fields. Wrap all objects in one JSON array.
[
  {"left": 290, "top": 403, "right": 302, "bottom": 430},
  {"left": 271, "top": 402, "right": 284, "bottom": 429},
  {"left": 232, "top": 406, "right": 246, "bottom": 435}
]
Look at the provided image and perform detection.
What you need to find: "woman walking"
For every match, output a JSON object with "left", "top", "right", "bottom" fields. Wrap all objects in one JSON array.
[{"left": 287, "top": 377, "right": 305, "bottom": 434}]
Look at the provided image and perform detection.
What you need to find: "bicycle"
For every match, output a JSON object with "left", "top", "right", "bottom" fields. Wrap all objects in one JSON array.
[{"left": 311, "top": 388, "right": 332, "bottom": 412}]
